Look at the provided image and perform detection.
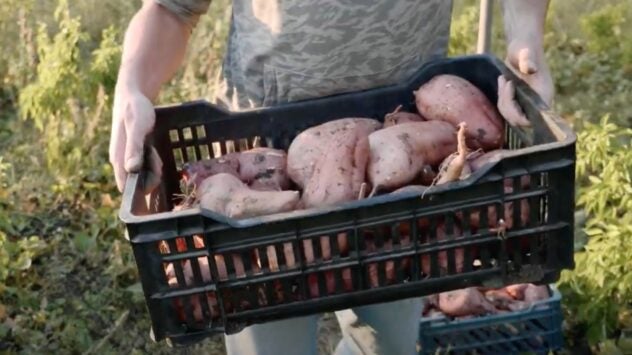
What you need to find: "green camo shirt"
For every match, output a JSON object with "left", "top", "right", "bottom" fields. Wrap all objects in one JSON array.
[{"left": 155, "top": 0, "right": 453, "bottom": 111}]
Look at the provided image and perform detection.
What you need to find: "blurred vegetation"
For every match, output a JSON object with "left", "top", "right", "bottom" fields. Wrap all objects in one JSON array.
[{"left": 0, "top": 0, "right": 630, "bottom": 354}]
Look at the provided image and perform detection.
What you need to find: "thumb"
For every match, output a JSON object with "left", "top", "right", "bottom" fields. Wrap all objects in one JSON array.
[{"left": 124, "top": 97, "right": 156, "bottom": 173}]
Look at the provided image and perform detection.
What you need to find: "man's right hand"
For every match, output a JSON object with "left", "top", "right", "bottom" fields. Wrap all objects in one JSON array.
[
  {"left": 108, "top": 1, "right": 201, "bottom": 193},
  {"left": 109, "top": 86, "right": 163, "bottom": 193}
]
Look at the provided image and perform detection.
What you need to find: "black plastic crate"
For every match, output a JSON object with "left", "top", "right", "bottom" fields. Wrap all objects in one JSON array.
[
  {"left": 417, "top": 285, "right": 564, "bottom": 355},
  {"left": 119, "top": 55, "right": 576, "bottom": 346}
]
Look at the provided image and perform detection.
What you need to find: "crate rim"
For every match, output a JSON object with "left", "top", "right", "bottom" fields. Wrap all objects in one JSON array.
[{"left": 119, "top": 54, "right": 576, "bottom": 228}]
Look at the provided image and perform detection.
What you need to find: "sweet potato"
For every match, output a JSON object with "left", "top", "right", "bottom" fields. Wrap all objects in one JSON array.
[
  {"left": 164, "top": 236, "right": 300, "bottom": 322},
  {"left": 383, "top": 105, "right": 424, "bottom": 127},
  {"left": 368, "top": 121, "right": 457, "bottom": 191},
  {"left": 438, "top": 288, "right": 497, "bottom": 317},
  {"left": 303, "top": 234, "right": 354, "bottom": 297},
  {"left": 287, "top": 118, "right": 381, "bottom": 190},
  {"left": 421, "top": 222, "right": 465, "bottom": 275},
  {"left": 290, "top": 131, "right": 381, "bottom": 292},
  {"left": 507, "top": 300, "right": 529, "bottom": 312},
  {"left": 484, "top": 288, "right": 515, "bottom": 310},
  {"left": 364, "top": 228, "right": 412, "bottom": 288},
  {"left": 288, "top": 119, "right": 380, "bottom": 296},
  {"left": 464, "top": 186, "right": 530, "bottom": 233},
  {"left": 435, "top": 122, "right": 469, "bottom": 184},
  {"left": 423, "top": 294, "right": 440, "bottom": 315},
  {"left": 169, "top": 256, "right": 277, "bottom": 323},
  {"left": 524, "top": 284, "right": 550, "bottom": 303},
  {"left": 414, "top": 74, "right": 504, "bottom": 150},
  {"left": 182, "top": 152, "right": 240, "bottom": 188},
  {"left": 198, "top": 173, "right": 299, "bottom": 219},
  {"left": 164, "top": 254, "right": 218, "bottom": 323},
  {"left": 436, "top": 156, "right": 471, "bottom": 183},
  {"left": 289, "top": 118, "right": 380, "bottom": 208},
  {"left": 238, "top": 148, "right": 290, "bottom": 191},
  {"left": 425, "top": 309, "right": 446, "bottom": 319},
  {"left": 180, "top": 148, "right": 291, "bottom": 193},
  {"left": 461, "top": 151, "right": 533, "bottom": 233},
  {"left": 417, "top": 165, "right": 437, "bottom": 186},
  {"left": 505, "top": 284, "right": 528, "bottom": 300}
]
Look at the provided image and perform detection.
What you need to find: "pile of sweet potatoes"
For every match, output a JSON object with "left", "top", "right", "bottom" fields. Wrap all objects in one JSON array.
[
  {"left": 161, "top": 74, "right": 534, "bottom": 322},
  {"left": 174, "top": 74, "right": 512, "bottom": 217},
  {"left": 422, "top": 283, "right": 551, "bottom": 320}
]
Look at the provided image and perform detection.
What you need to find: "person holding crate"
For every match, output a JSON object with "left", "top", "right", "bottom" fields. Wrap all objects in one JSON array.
[{"left": 109, "top": 1, "right": 553, "bottom": 354}]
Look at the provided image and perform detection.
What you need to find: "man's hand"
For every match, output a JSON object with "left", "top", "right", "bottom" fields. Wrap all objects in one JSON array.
[
  {"left": 498, "top": 0, "right": 552, "bottom": 128},
  {"left": 109, "top": 87, "right": 162, "bottom": 193},
  {"left": 108, "top": 2, "right": 198, "bottom": 192},
  {"left": 497, "top": 42, "right": 554, "bottom": 128}
]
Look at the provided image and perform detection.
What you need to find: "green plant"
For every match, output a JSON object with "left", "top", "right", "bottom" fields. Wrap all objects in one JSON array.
[
  {"left": 547, "top": 3, "right": 632, "bottom": 128},
  {"left": 558, "top": 116, "right": 632, "bottom": 346},
  {"left": 580, "top": 4, "right": 631, "bottom": 64},
  {"left": 18, "top": 0, "right": 120, "bottom": 187},
  {"left": 0, "top": 0, "right": 229, "bottom": 353}
]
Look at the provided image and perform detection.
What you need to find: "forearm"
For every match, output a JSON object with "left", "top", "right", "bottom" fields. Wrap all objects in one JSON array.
[
  {"left": 117, "top": 2, "right": 193, "bottom": 101},
  {"left": 501, "top": 0, "right": 550, "bottom": 46}
]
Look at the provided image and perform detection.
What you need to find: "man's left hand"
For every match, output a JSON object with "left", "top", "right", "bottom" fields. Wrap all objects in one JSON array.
[{"left": 497, "top": 40, "right": 554, "bottom": 128}]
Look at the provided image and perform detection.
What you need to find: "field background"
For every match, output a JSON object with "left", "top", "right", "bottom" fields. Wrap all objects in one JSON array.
[{"left": 0, "top": 0, "right": 631, "bottom": 354}]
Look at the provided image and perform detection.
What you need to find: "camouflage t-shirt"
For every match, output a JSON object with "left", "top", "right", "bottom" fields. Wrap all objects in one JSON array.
[{"left": 155, "top": 0, "right": 453, "bottom": 111}]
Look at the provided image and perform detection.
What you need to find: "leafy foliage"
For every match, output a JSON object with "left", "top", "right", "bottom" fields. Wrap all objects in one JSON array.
[
  {"left": 17, "top": 0, "right": 119, "bottom": 185},
  {"left": 547, "top": 3, "right": 632, "bottom": 128},
  {"left": 558, "top": 117, "right": 632, "bottom": 346}
]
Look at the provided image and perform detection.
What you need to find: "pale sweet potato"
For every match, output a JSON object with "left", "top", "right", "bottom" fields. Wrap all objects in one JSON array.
[
  {"left": 289, "top": 118, "right": 381, "bottom": 208},
  {"left": 182, "top": 152, "right": 240, "bottom": 188},
  {"left": 465, "top": 186, "right": 530, "bottom": 233},
  {"left": 425, "top": 309, "right": 446, "bottom": 319},
  {"left": 421, "top": 222, "right": 465, "bottom": 275},
  {"left": 287, "top": 119, "right": 381, "bottom": 297},
  {"left": 198, "top": 173, "right": 299, "bottom": 219},
  {"left": 524, "top": 284, "right": 550, "bottom": 303},
  {"left": 238, "top": 148, "right": 290, "bottom": 191},
  {"left": 364, "top": 227, "right": 413, "bottom": 288},
  {"left": 383, "top": 105, "right": 424, "bottom": 128},
  {"left": 368, "top": 121, "right": 457, "bottom": 191},
  {"left": 435, "top": 122, "right": 470, "bottom": 184},
  {"left": 303, "top": 234, "right": 354, "bottom": 297},
  {"left": 417, "top": 165, "right": 437, "bottom": 186},
  {"left": 164, "top": 235, "right": 299, "bottom": 322},
  {"left": 164, "top": 253, "right": 217, "bottom": 323},
  {"left": 287, "top": 118, "right": 381, "bottom": 191},
  {"left": 484, "top": 288, "right": 515, "bottom": 310},
  {"left": 464, "top": 154, "right": 532, "bottom": 233},
  {"left": 438, "top": 288, "right": 497, "bottom": 317},
  {"left": 414, "top": 74, "right": 504, "bottom": 150},
  {"left": 505, "top": 283, "right": 529, "bottom": 300},
  {"left": 507, "top": 300, "right": 529, "bottom": 312},
  {"left": 423, "top": 294, "right": 440, "bottom": 315}
]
